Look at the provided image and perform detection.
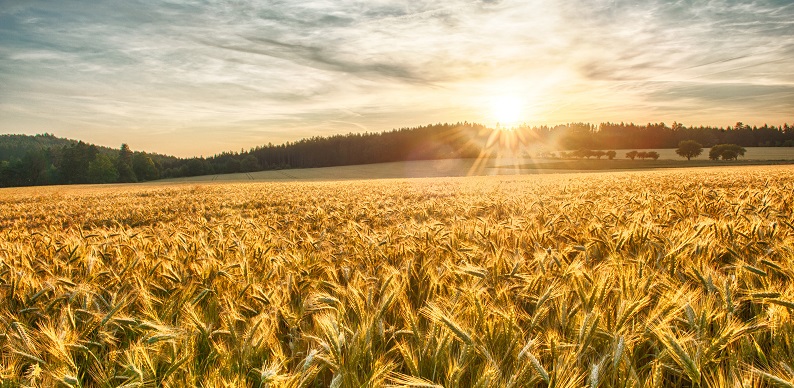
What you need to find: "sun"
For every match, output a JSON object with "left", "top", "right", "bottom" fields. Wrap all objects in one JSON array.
[{"left": 490, "top": 96, "right": 524, "bottom": 128}]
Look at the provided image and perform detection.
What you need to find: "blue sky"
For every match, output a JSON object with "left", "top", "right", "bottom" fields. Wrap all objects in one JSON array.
[{"left": 1, "top": 0, "right": 793, "bottom": 157}]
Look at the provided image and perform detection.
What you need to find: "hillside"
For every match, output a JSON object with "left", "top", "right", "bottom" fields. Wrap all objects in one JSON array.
[
  {"left": 0, "top": 123, "right": 488, "bottom": 187},
  {"left": 0, "top": 134, "right": 179, "bottom": 187},
  {"left": 0, "top": 133, "right": 176, "bottom": 163},
  {"left": 0, "top": 133, "right": 88, "bottom": 160},
  {"left": 2, "top": 120, "right": 794, "bottom": 188}
]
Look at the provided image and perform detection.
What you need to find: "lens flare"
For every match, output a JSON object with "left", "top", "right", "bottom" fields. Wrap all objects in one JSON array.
[{"left": 490, "top": 96, "right": 524, "bottom": 128}]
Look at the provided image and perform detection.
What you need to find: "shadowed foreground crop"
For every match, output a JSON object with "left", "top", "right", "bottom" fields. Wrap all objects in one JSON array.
[{"left": 1, "top": 166, "right": 794, "bottom": 387}]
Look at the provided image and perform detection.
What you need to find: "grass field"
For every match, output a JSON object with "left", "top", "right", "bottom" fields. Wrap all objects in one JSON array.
[
  {"left": 2, "top": 165, "right": 794, "bottom": 386},
  {"left": 163, "top": 147, "right": 794, "bottom": 183}
]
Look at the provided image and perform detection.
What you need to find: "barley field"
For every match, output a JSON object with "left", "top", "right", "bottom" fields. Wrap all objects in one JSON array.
[{"left": 2, "top": 166, "right": 794, "bottom": 387}]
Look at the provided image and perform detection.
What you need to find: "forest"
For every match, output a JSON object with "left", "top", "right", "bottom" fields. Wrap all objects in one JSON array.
[{"left": 1, "top": 121, "right": 793, "bottom": 187}]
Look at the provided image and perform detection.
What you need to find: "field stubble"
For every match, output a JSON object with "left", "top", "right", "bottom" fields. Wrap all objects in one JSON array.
[{"left": 1, "top": 166, "right": 794, "bottom": 387}]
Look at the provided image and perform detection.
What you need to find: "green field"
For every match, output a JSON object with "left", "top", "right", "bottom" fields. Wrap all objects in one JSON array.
[{"left": 2, "top": 165, "right": 794, "bottom": 386}]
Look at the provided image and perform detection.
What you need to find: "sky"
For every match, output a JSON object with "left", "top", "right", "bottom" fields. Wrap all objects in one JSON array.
[{"left": 1, "top": 0, "right": 793, "bottom": 157}]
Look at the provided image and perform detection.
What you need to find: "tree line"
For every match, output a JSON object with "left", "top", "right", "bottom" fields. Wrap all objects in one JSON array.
[
  {"left": 1, "top": 121, "right": 792, "bottom": 187},
  {"left": 533, "top": 121, "right": 794, "bottom": 150},
  {"left": 1, "top": 123, "right": 487, "bottom": 186},
  {"left": 0, "top": 141, "right": 163, "bottom": 187}
]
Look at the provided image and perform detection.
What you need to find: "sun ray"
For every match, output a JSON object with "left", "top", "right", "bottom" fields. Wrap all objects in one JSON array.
[{"left": 490, "top": 96, "right": 525, "bottom": 128}]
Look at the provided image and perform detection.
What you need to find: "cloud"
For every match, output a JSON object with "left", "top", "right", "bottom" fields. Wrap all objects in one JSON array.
[
  {"left": 201, "top": 36, "right": 425, "bottom": 83},
  {"left": 649, "top": 82, "right": 794, "bottom": 112},
  {"left": 1, "top": 0, "right": 793, "bottom": 156}
]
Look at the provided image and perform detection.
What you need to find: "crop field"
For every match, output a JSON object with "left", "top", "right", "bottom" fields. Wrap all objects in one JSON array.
[{"left": 2, "top": 166, "right": 794, "bottom": 387}]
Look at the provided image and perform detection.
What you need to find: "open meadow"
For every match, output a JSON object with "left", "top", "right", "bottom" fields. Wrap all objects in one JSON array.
[{"left": 2, "top": 165, "right": 794, "bottom": 387}]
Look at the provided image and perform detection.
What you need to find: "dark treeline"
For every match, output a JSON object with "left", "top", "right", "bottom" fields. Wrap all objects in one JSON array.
[
  {"left": 1, "top": 121, "right": 793, "bottom": 187},
  {"left": 0, "top": 135, "right": 176, "bottom": 187},
  {"left": 535, "top": 121, "right": 794, "bottom": 150},
  {"left": 157, "top": 123, "right": 486, "bottom": 178},
  {"left": 0, "top": 124, "right": 485, "bottom": 187}
]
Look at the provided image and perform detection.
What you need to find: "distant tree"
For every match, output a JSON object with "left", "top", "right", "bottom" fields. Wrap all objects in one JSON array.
[
  {"left": 88, "top": 154, "right": 119, "bottom": 183},
  {"left": 721, "top": 149, "right": 739, "bottom": 160},
  {"left": 117, "top": 162, "right": 136, "bottom": 182},
  {"left": 709, "top": 144, "right": 746, "bottom": 161},
  {"left": 573, "top": 149, "right": 589, "bottom": 159},
  {"left": 59, "top": 141, "right": 98, "bottom": 184},
  {"left": 0, "top": 159, "right": 21, "bottom": 186},
  {"left": 734, "top": 144, "right": 746, "bottom": 157},
  {"left": 119, "top": 143, "right": 133, "bottom": 164},
  {"left": 183, "top": 158, "right": 212, "bottom": 176},
  {"left": 676, "top": 140, "right": 703, "bottom": 160},
  {"left": 117, "top": 143, "right": 137, "bottom": 182},
  {"left": 17, "top": 149, "right": 52, "bottom": 185},
  {"left": 647, "top": 151, "right": 660, "bottom": 160},
  {"left": 637, "top": 151, "right": 649, "bottom": 160},
  {"left": 6, "top": 120, "right": 794, "bottom": 188},
  {"left": 606, "top": 150, "right": 616, "bottom": 160},
  {"left": 224, "top": 158, "right": 241, "bottom": 173},
  {"left": 240, "top": 155, "right": 261, "bottom": 172},
  {"left": 132, "top": 153, "right": 159, "bottom": 181},
  {"left": 593, "top": 150, "right": 607, "bottom": 159},
  {"left": 0, "top": 160, "right": 10, "bottom": 186}
]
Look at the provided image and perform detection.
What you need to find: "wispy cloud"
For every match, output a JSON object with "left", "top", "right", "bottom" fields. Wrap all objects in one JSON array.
[{"left": 0, "top": 0, "right": 792, "bottom": 156}]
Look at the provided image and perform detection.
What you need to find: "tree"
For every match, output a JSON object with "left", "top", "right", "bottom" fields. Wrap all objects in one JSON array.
[
  {"left": 709, "top": 144, "right": 746, "bottom": 161},
  {"left": 58, "top": 141, "right": 98, "bottom": 184},
  {"left": 593, "top": 150, "right": 607, "bottom": 159},
  {"left": 676, "top": 140, "right": 703, "bottom": 160},
  {"left": 606, "top": 150, "right": 616, "bottom": 160},
  {"left": 626, "top": 150, "right": 638, "bottom": 160},
  {"left": 132, "top": 153, "right": 159, "bottom": 181},
  {"left": 240, "top": 155, "right": 261, "bottom": 172},
  {"left": 721, "top": 149, "right": 739, "bottom": 160},
  {"left": 647, "top": 151, "right": 660, "bottom": 160},
  {"left": 117, "top": 143, "right": 137, "bottom": 182},
  {"left": 183, "top": 158, "right": 212, "bottom": 176},
  {"left": 224, "top": 158, "right": 241, "bottom": 173},
  {"left": 0, "top": 159, "right": 22, "bottom": 187},
  {"left": 573, "top": 149, "right": 593, "bottom": 159},
  {"left": 20, "top": 149, "right": 51, "bottom": 185},
  {"left": 88, "top": 154, "right": 119, "bottom": 183}
]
